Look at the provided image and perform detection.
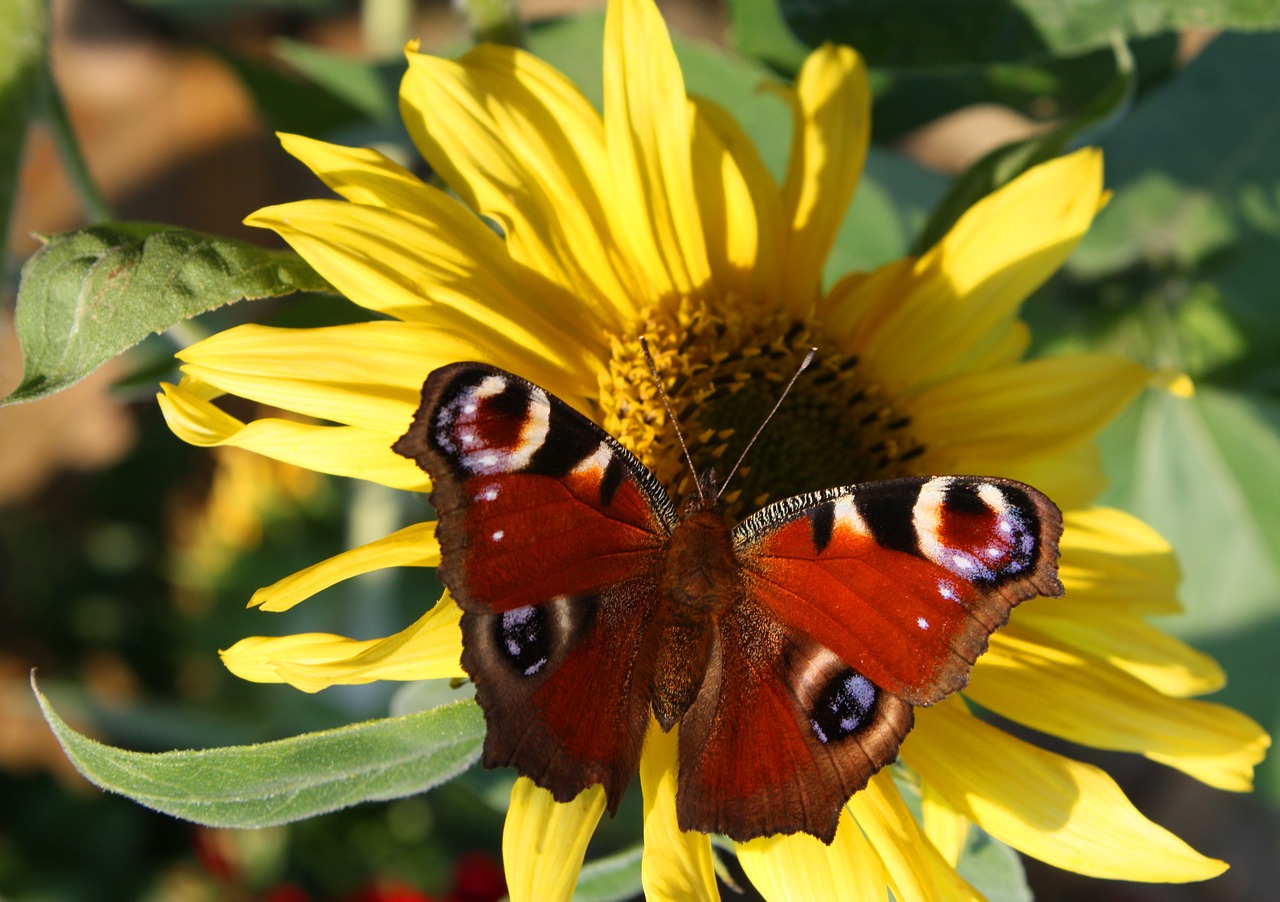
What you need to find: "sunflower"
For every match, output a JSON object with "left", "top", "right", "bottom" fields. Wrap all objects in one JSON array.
[{"left": 157, "top": 0, "right": 1269, "bottom": 898}]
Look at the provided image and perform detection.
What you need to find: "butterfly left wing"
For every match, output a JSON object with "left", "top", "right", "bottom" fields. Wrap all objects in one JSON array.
[
  {"left": 394, "top": 363, "right": 679, "bottom": 811},
  {"left": 676, "top": 475, "right": 1062, "bottom": 842}
]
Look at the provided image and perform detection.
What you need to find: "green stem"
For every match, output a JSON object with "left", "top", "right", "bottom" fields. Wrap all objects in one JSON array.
[
  {"left": 458, "top": 0, "right": 525, "bottom": 48},
  {"left": 42, "top": 62, "right": 112, "bottom": 224},
  {"left": 362, "top": 0, "right": 413, "bottom": 59}
]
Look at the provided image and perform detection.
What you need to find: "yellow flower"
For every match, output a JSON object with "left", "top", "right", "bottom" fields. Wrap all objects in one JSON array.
[{"left": 157, "top": 0, "right": 1269, "bottom": 898}]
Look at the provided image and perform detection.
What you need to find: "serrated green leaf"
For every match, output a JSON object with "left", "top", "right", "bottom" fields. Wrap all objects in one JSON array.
[
  {"left": 574, "top": 845, "right": 644, "bottom": 902},
  {"left": 780, "top": 0, "right": 1280, "bottom": 67},
  {"left": 912, "top": 38, "right": 1133, "bottom": 255},
  {"left": 36, "top": 678, "right": 485, "bottom": 829},
  {"left": 4, "top": 222, "right": 334, "bottom": 406},
  {"left": 0, "top": 0, "right": 48, "bottom": 260}
]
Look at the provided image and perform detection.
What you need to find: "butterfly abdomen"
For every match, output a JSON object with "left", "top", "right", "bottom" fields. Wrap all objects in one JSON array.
[{"left": 650, "top": 506, "right": 743, "bottom": 730}]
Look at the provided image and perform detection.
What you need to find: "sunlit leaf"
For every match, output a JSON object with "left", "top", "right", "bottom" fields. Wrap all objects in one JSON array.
[
  {"left": 1099, "top": 387, "right": 1280, "bottom": 637},
  {"left": 37, "top": 678, "right": 485, "bottom": 829},
  {"left": 4, "top": 223, "right": 333, "bottom": 406}
]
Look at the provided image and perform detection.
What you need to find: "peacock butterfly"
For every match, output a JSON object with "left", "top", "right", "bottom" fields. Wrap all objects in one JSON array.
[{"left": 393, "top": 361, "right": 1063, "bottom": 844}]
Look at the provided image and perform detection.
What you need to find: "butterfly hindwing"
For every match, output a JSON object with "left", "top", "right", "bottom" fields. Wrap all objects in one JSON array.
[
  {"left": 394, "top": 363, "right": 676, "bottom": 809},
  {"left": 676, "top": 597, "right": 913, "bottom": 843},
  {"left": 459, "top": 588, "right": 660, "bottom": 810}
]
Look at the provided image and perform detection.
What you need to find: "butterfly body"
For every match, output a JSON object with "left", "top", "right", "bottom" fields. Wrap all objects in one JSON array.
[{"left": 395, "top": 362, "right": 1064, "bottom": 843}]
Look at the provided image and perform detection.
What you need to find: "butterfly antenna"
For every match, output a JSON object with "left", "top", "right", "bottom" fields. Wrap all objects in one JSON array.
[
  {"left": 715, "top": 347, "right": 817, "bottom": 502},
  {"left": 639, "top": 336, "right": 706, "bottom": 503}
]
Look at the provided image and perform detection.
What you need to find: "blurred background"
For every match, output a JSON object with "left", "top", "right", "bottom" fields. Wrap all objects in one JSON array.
[{"left": 2, "top": 0, "right": 1278, "bottom": 899}]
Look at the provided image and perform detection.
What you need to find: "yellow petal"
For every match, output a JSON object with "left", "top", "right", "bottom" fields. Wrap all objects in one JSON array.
[
  {"left": 689, "top": 96, "right": 768, "bottom": 306},
  {"left": 840, "top": 149, "right": 1105, "bottom": 395},
  {"left": 1058, "top": 507, "right": 1183, "bottom": 618},
  {"left": 277, "top": 132, "right": 438, "bottom": 211},
  {"left": 603, "top": 0, "right": 710, "bottom": 299},
  {"left": 737, "top": 809, "right": 887, "bottom": 901},
  {"left": 640, "top": 723, "right": 719, "bottom": 902},
  {"left": 249, "top": 521, "right": 438, "bottom": 612},
  {"left": 1016, "top": 607, "right": 1224, "bottom": 697},
  {"left": 503, "top": 779, "right": 606, "bottom": 902},
  {"left": 220, "top": 594, "right": 465, "bottom": 690},
  {"left": 988, "top": 440, "right": 1107, "bottom": 513},
  {"left": 777, "top": 43, "right": 869, "bottom": 312},
  {"left": 849, "top": 771, "right": 982, "bottom": 902},
  {"left": 177, "top": 322, "right": 435, "bottom": 433},
  {"left": 906, "top": 698, "right": 1227, "bottom": 882},
  {"left": 921, "top": 782, "right": 970, "bottom": 868},
  {"left": 157, "top": 379, "right": 427, "bottom": 491},
  {"left": 969, "top": 627, "right": 1268, "bottom": 792},
  {"left": 246, "top": 199, "right": 605, "bottom": 386},
  {"left": 400, "top": 45, "right": 640, "bottom": 325},
  {"left": 908, "top": 354, "right": 1149, "bottom": 472}
]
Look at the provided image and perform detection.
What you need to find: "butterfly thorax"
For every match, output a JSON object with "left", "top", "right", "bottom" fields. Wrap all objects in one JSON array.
[{"left": 651, "top": 500, "right": 742, "bottom": 731}]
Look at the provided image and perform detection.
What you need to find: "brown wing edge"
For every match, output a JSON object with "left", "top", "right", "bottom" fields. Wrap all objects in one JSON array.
[{"left": 913, "top": 478, "right": 1065, "bottom": 706}]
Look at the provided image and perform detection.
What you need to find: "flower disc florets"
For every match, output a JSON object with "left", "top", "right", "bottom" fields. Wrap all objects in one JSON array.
[{"left": 599, "top": 299, "right": 924, "bottom": 518}]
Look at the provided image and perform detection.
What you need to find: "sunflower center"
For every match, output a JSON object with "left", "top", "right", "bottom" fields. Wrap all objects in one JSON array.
[{"left": 597, "top": 300, "right": 926, "bottom": 521}]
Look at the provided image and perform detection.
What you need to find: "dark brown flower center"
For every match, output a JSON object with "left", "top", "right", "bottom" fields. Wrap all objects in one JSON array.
[{"left": 597, "top": 302, "right": 925, "bottom": 520}]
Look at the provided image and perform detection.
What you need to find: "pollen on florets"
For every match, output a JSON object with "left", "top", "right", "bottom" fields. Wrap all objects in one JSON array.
[{"left": 596, "top": 299, "right": 926, "bottom": 520}]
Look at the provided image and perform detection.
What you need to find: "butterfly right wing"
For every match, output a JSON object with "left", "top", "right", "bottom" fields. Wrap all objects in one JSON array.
[
  {"left": 394, "top": 363, "right": 678, "bottom": 810},
  {"left": 675, "top": 476, "right": 1062, "bottom": 843}
]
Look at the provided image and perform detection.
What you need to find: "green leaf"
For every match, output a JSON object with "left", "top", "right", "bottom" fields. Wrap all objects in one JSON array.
[
  {"left": 4, "top": 222, "right": 334, "bottom": 406},
  {"left": 1098, "top": 386, "right": 1280, "bottom": 637},
  {"left": 272, "top": 39, "right": 400, "bottom": 125},
  {"left": 725, "top": 0, "right": 809, "bottom": 74},
  {"left": 0, "top": 0, "right": 48, "bottom": 259},
  {"left": 36, "top": 679, "right": 486, "bottom": 829},
  {"left": 868, "top": 34, "right": 1178, "bottom": 144},
  {"left": 911, "top": 37, "right": 1134, "bottom": 255},
  {"left": 574, "top": 845, "right": 644, "bottom": 902},
  {"left": 957, "top": 825, "right": 1031, "bottom": 902},
  {"left": 779, "top": 0, "right": 1280, "bottom": 67},
  {"left": 1072, "top": 31, "right": 1280, "bottom": 277},
  {"left": 218, "top": 45, "right": 390, "bottom": 137}
]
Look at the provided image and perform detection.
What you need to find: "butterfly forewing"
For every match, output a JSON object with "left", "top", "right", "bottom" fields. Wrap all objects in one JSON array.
[
  {"left": 394, "top": 363, "right": 677, "bottom": 810},
  {"left": 395, "top": 363, "right": 678, "bottom": 611}
]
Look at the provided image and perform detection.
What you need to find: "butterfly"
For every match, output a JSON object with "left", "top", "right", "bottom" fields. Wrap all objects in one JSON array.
[{"left": 393, "top": 361, "right": 1064, "bottom": 844}]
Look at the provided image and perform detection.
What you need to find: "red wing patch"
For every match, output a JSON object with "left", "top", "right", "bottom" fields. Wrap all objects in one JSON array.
[{"left": 734, "top": 477, "right": 1063, "bottom": 705}]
